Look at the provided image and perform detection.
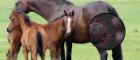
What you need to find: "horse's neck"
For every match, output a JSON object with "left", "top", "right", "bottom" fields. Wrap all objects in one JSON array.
[
  {"left": 29, "top": 0, "right": 75, "bottom": 22},
  {"left": 46, "top": 19, "right": 65, "bottom": 33},
  {"left": 19, "top": 17, "right": 31, "bottom": 32},
  {"left": 48, "top": 18, "right": 63, "bottom": 27},
  {"left": 48, "top": 5, "right": 74, "bottom": 22}
]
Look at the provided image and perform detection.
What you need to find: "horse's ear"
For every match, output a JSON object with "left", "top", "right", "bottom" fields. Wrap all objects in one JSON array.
[
  {"left": 11, "top": 9, "right": 19, "bottom": 17},
  {"left": 64, "top": 10, "right": 67, "bottom": 15},
  {"left": 12, "top": 9, "right": 21, "bottom": 14}
]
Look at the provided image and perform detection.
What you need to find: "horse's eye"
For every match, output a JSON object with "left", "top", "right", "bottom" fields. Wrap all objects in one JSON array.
[{"left": 11, "top": 18, "right": 15, "bottom": 22}]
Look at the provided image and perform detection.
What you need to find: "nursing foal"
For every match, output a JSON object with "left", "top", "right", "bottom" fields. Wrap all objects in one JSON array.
[{"left": 8, "top": 10, "right": 74, "bottom": 60}]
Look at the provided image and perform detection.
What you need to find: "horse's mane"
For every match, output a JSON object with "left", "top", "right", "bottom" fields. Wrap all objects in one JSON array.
[
  {"left": 50, "top": 0, "right": 73, "bottom": 4},
  {"left": 23, "top": 14, "right": 31, "bottom": 26},
  {"left": 18, "top": 12, "right": 32, "bottom": 26}
]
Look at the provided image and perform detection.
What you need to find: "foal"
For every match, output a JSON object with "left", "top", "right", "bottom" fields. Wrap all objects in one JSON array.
[
  {"left": 8, "top": 10, "right": 74, "bottom": 60},
  {"left": 7, "top": 15, "right": 45, "bottom": 60},
  {"left": 6, "top": 26, "right": 22, "bottom": 60},
  {"left": 43, "top": 10, "right": 74, "bottom": 60},
  {"left": 7, "top": 12, "right": 46, "bottom": 60},
  {"left": 9, "top": 10, "right": 47, "bottom": 60}
]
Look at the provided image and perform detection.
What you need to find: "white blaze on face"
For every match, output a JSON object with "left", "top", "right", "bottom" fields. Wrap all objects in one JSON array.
[{"left": 66, "top": 17, "right": 72, "bottom": 34}]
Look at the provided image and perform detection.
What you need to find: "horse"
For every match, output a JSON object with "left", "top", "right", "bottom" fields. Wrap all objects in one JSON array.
[
  {"left": 8, "top": 10, "right": 47, "bottom": 60},
  {"left": 7, "top": 12, "right": 45, "bottom": 60},
  {"left": 7, "top": 9, "right": 75, "bottom": 60},
  {"left": 7, "top": 14, "right": 47, "bottom": 60},
  {"left": 6, "top": 26, "right": 22, "bottom": 60},
  {"left": 8, "top": 0, "right": 125, "bottom": 60}
]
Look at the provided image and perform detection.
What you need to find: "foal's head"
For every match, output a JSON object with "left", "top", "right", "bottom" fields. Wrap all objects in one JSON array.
[
  {"left": 7, "top": 9, "right": 31, "bottom": 33},
  {"left": 62, "top": 10, "right": 75, "bottom": 38}
]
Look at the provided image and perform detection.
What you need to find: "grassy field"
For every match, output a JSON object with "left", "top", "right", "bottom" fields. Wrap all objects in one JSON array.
[{"left": 0, "top": 0, "right": 140, "bottom": 60}]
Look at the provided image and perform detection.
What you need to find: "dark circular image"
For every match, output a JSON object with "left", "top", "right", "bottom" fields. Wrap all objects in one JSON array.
[{"left": 88, "top": 13, "right": 125, "bottom": 50}]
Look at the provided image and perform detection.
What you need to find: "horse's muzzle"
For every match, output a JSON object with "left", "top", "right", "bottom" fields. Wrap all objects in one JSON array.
[{"left": 7, "top": 28, "right": 12, "bottom": 33}]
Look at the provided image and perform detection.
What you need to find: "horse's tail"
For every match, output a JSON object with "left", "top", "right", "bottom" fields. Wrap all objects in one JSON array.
[{"left": 36, "top": 31, "right": 43, "bottom": 57}]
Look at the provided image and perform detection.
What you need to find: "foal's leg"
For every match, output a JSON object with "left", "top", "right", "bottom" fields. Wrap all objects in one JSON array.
[
  {"left": 50, "top": 46, "right": 60, "bottom": 60},
  {"left": 13, "top": 43, "right": 21, "bottom": 60},
  {"left": 41, "top": 49, "right": 46, "bottom": 60},
  {"left": 112, "top": 45, "right": 122, "bottom": 60},
  {"left": 8, "top": 42, "right": 21, "bottom": 60},
  {"left": 66, "top": 40, "right": 72, "bottom": 60},
  {"left": 60, "top": 41, "right": 65, "bottom": 60},
  {"left": 22, "top": 47, "right": 28, "bottom": 60},
  {"left": 97, "top": 48, "right": 108, "bottom": 60},
  {"left": 31, "top": 49, "right": 37, "bottom": 60},
  {"left": 6, "top": 49, "right": 11, "bottom": 60},
  {"left": 7, "top": 43, "right": 15, "bottom": 60}
]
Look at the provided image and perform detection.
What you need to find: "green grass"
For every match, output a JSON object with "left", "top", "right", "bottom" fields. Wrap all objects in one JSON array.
[{"left": 0, "top": 0, "right": 140, "bottom": 60}]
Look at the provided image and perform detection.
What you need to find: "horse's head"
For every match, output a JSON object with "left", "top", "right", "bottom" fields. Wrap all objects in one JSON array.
[
  {"left": 15, "top": 0, "right": 32, "bottom": 13},
  {"left": 7, "top": 10, "right": 21, "bottom": 33},
  {"left": 7, "top": 9, "right": 31, "bottom": 33},
  {"left": 63, "top": 10, "right": 75, "bottom": 38}
]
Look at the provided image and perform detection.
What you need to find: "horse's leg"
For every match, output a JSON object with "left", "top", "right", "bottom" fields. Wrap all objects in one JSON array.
[
  {"left": 9, "top": 43, "right": 17, "bottom": 60},
  {"left": 41, "top": 49, "right": 46, "bottom": 60},
  {"left": 112, "top": 45, "right": 122, "bottom": 60},
  {"left": 6, "top": 49, "right": 11, "bottom": 60},
  {"left": 66, "top": 40, "right": 72, "bottom": 60},
  {"left": 6, "top": 49, "right": 10, "bottom": 57},
  {"left": 31, "top": 49, "right": 37, "bottom": 60},
  {"left": 97, "top": 48, "right": 108, "bottom": 60},
  {"left": 60, "top": 41, "right": 65, "bottom": 60},
  {"left": 13, "top": 43, "right": 21, "bottom": 60},
  {"left": 50, "top": 46, "right": 60, "bottom": 60},
  {"left": 22, "top": 47, "right": 28, "bottom": 60},
  {"left": 7, "top": 44, "right": 21, "bottom": 60},
  {"left": 6, "top": 41, "right": 21, "bottom": 60}
]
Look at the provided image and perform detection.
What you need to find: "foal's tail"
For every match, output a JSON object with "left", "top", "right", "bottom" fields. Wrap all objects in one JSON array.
[{"left": 36, "top": 31, "right": 43, "bottom": 57}]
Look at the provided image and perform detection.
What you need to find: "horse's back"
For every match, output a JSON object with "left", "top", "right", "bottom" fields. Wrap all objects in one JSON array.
[
  {"left": 84, "top": 1, "right": 118, "bottom": 21},
  {"left": 21, "top": 27, "right": 46, "bottom": 49},
  {"left": 21, "top": 28, "right": 36, "bottom": 49}
]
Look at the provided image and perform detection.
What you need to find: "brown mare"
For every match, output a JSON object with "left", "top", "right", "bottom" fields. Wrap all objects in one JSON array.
[
  {"left": 7, "top": 0, "right": 125, "bottom": 60},
  {"left": 8, "top": 9, "right": 75, "bottom": 60}
]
